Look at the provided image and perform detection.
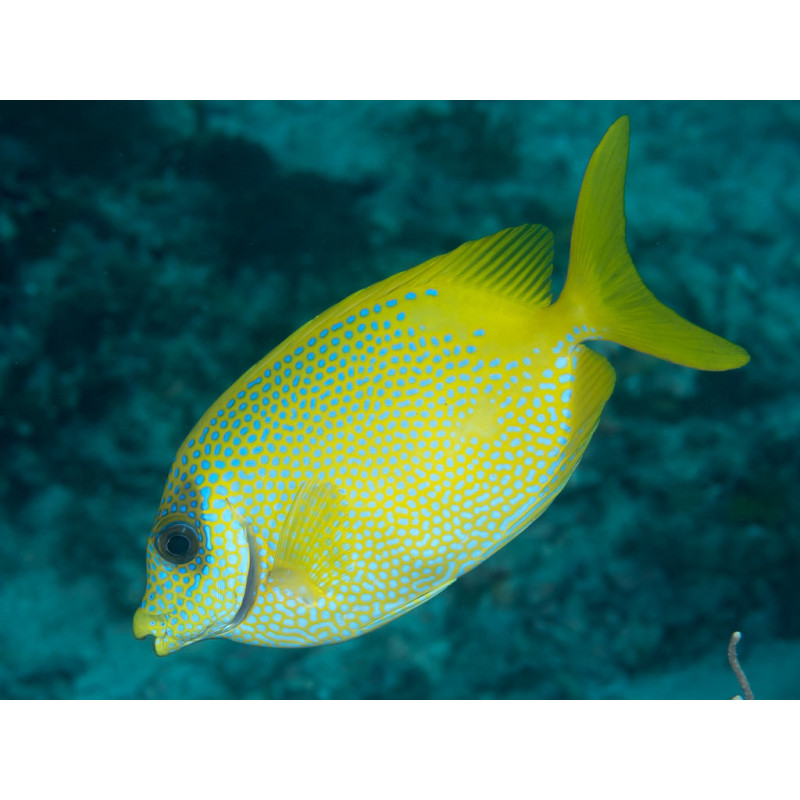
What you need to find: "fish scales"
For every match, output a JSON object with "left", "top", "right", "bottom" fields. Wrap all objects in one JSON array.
[{"left": 134, "top": 117, "right": 749, "bottom": 655}]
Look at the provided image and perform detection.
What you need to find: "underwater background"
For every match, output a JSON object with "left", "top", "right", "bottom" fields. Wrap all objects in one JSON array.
[{"left": 0, "top": 100, "right": 797, "bottom": 700}]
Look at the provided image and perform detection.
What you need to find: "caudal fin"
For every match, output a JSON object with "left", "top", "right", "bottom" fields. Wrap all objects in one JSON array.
[{"left": 559, "top": 115, "right": 749, "bottom": 371}]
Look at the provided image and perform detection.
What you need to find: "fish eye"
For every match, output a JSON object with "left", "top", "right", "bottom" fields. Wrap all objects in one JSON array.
[{"left": 155, "top": 522, "right": 200, "bottom": 564}]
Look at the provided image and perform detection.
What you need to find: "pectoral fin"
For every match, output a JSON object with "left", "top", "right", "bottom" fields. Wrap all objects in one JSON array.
[{"left": 268, "top": 481, "right": 348, "bottom": 604}]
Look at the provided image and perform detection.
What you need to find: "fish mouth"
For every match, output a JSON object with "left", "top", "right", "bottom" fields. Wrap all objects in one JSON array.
[
  {"left": 132, "top": 608, "right": 182, "bottom": 656},
  {"left": 133, "top": 608, "right": 163, "bottom": 640}
]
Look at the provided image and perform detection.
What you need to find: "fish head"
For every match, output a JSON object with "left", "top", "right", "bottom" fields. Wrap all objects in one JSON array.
[{"left": 133, "top": 505, "right": 260, "bottom": 656}]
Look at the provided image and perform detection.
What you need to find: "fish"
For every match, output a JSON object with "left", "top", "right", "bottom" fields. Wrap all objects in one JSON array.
[{"left": 133, "top": 116, "right": 749, "bottom": 655}]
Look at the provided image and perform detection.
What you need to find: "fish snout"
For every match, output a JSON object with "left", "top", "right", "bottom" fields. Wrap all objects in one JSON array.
[
  {"left": 133, "top": 608, "right": 182, "bottom": 656},
  {"left": 133, "top": 607, "right": 165, "bottom": 639}
]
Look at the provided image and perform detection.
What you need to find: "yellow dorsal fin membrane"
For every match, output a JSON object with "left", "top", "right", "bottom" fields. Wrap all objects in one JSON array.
[
  {"left": 419, "top": 223, "right": 554, "bottom": 308},
  {"left": 560, "top": 115, "right": 749, "bottom": 371},
  {"left": 270, "top": 481, "right": 347, "bottom": 603}
]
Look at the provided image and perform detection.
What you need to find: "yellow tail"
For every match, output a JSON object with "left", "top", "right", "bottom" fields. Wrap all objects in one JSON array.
[{"left": 559, "top": 115, "right": 749, "bottom": 371}]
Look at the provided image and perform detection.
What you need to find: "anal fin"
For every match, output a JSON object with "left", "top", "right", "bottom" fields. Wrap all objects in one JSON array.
[
  {"left": 358, "top": 579, "right": 458, "bottom": 636},
  {"left": 560, "top": 345, "right": 616, "bottom": 467}
]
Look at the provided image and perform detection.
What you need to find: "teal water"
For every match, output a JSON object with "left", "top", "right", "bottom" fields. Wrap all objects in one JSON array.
[{"left": 0, "top": 100, "right": 797, "bottom": 699}]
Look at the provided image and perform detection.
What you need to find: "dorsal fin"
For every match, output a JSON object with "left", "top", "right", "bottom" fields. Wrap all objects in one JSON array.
[
  {"left": 416, "top": 223, "right": 554, "bottom": 308},
  {"left": 268, "top": 481, "right": 347, "bottom": 604}
]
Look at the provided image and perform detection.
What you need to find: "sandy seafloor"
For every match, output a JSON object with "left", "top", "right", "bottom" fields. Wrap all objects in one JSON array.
[{"left": 0, "top": 100, "right": 798, "bottom": 699}]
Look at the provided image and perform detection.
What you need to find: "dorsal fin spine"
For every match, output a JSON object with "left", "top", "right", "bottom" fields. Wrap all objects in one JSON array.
[{"left": 415, "top": 223, "right": 555, "bottom": 309}]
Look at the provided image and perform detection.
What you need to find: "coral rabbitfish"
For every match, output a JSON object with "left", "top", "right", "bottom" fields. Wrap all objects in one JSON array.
[{"left": 134, "top": 116, "right": 749, "bottom": 655}]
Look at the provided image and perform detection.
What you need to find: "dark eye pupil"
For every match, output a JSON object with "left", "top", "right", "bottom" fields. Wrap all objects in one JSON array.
[
  {"left": 166, "top": 534, "right": 190, "bottom": 556},
  {"left": 155, "top": 522, "right": 199, "bottom": 564}
]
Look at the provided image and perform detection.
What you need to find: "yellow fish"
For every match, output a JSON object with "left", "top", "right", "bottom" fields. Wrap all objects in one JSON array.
[{"left": 134, "top": 116, "right": 748, "bottom": 655}]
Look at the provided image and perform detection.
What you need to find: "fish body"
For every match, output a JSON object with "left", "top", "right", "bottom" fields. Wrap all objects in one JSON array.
[{"left": 134, "top": 117, "right": 748, "bottom": 655}]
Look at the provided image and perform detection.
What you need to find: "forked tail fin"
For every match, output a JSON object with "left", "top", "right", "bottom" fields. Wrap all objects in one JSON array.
[{"left": 558, "top": 115, "right": 749, "bottom": 371}]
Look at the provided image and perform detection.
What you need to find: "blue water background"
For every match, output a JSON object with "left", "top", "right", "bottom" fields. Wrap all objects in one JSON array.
[{"left": 0, "top": 100, "right": 797, "bottom": 699}]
